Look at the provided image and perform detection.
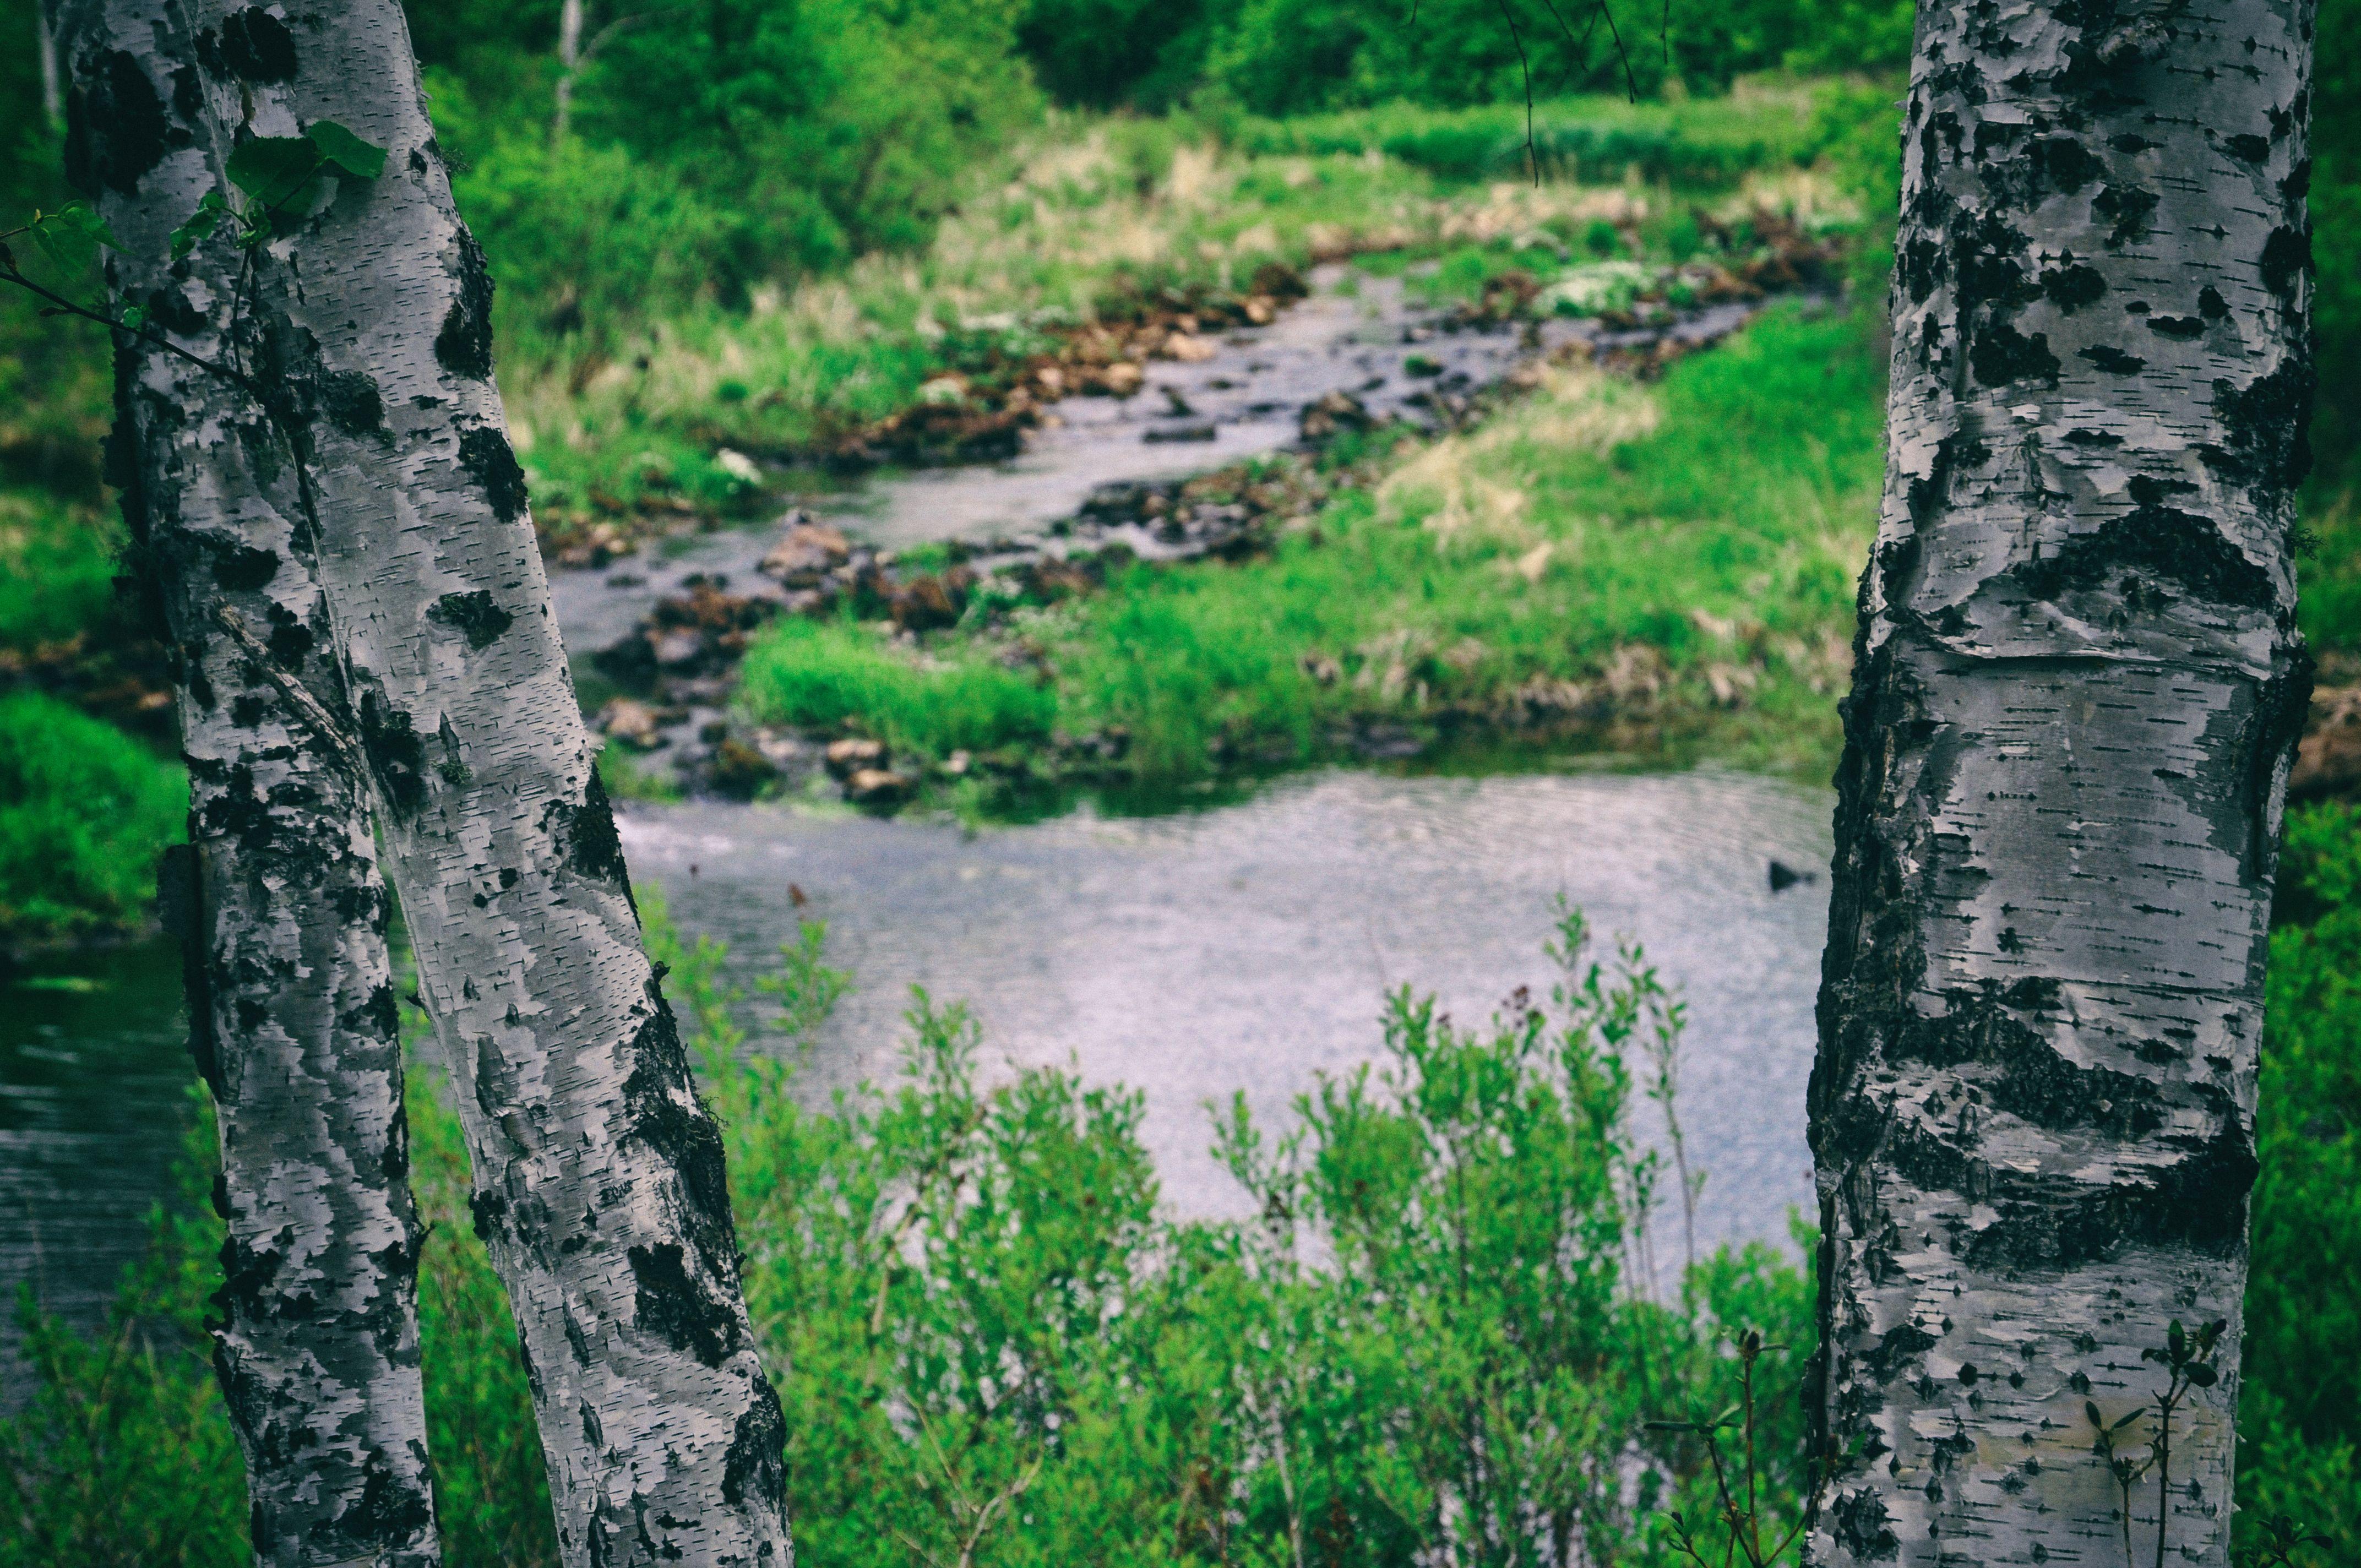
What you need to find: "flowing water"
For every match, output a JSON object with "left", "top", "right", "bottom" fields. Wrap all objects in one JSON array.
[
  {"left": 1, "top": 263, "right": 1829, "bottom": 1399},
  {"left": 0, "top": 769, "right": 1833, "bottom": 1396},
  {"left": 618, "top": 767, "right": 1832, "bottom": 1237}
]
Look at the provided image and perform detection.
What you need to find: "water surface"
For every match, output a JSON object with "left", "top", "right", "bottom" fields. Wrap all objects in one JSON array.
[{"left": 619, "top": 766, "right": 1832, "bottom": 1245}]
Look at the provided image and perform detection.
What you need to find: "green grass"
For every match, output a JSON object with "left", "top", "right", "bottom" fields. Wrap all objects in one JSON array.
[
  {"left": 0, "top": 693, "right": 186, "bottom": 949},
  {"left": 738, "top": 617, "right": 1059, "bottom": 758},
  {"left": 739, "top": 302, "right": 1885, "bottom": 788}
]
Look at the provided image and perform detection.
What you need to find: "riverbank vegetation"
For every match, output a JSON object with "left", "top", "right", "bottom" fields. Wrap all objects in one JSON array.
[
  {"left": 4, "top": 903, "right": 1822, "bottom": 1566},
  {"left": 9, "top": 842, "right": 2358, "bottom": 1563},
  {"left": 737, "top": 301, "right": 1883, "bottom": 793}
]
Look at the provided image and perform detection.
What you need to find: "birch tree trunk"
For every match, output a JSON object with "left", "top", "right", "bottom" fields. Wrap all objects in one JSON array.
[
  {"left": 143, "top": 6, "right": 794, "bottom": 1564},
  {"left": 53, "top": 4, "right": 440, "bottom": 1561},
  {"left": 554, "top": 0, "right": 584, "bottom": 141},
  {"left": 1807, "top": 3, "right": 2314, "bottom": 1565}
]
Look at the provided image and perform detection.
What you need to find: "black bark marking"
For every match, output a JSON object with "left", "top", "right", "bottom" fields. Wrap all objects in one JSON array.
[
  {"left": 1969, "top": 322, "right": 2060, "bottom": 388},
  {"left": 469, "top": 1189, "right": 509, "bottom": 1244},
  {"left": 1831, "top": 1488, "right": 1901, "bottom": 1561},
  {"left": 143, "top": 285, "right": 208, "bottom": 336},
  {"left": 2259, "top": 225, "right": 2312, "bottom": 300},
  {"left": 1886, "top": 1118, "right": 2259, "bottom": 1270},
  {"left": 2147, "top": 314, "right": 2207, "bottom": 339},
  {"left": 1861, "top": 1321, "right": 1940, "bottom": 1383},
  {"left": 1891, "top": 983, "right": 2172, "bottom": 1140},
  {"left": 621, "top": 996, "right": 736, "bottom": 1268},
  {"left": 357, "top": 692, "right": 429, "bottom": 816},
  {"left": 456, "top": 426, "right": 528, "bottom": 523},
  {"left": 2092, "top": 183, "right": 2159, "bottom": 246},
  {"left": 2222, "top": 133, "right": 2271, "bottom": 164},
  {"left": 625, "top": 1243, "right": 741, "bottom": 1369},
  {"left": 214, "top": 8, "right": 299, "bottom": 83},
  {"left": 541, "top": 772, "right": 634, "bottom": 905},
  {"left": 428, "top": 589, "right": 514, "bottom": 650},
  {"left": 722, "top": 1384, "right": 787, "bottom": 1510},
  {"left": 2242, "top": 654, "right": 2315, "bottom": 880},
  {"left": 64, "top": 52, "right": 170, "bottom": 198},
  {"left": 341, "top": 983, "right": 400, "bottom": 1042},
  {"left": 2207, "top": 358, "right": 2317, "bottom": 504},
  {"left": 2031, "top": 135, "right": 2101, "bottom": 192},
  {"left": 158, "top": 842, "right": 222, "bottom": 1095},
  {"left": 263, "top": 603, "right": 313, "bottom": 667},
  {"left": 434, "top": 227, "right": 497, "bottom": 380},
  {"left": 170, "top": 64, "right": 202, "bottom": 123},
  {"left": 2013, "top": 496, "right": 2275, "bottom": 612},
  {"left": 2077, "top": 343, "right": 2147, "bottom": 373},
  {"left": 329, "top": 1453, "right": 436, "bottom": 1552},
  {"left": 2041, "top": 263, "right": 2107, "bottom": 310},
  {"left": 320, "top": 371, "right": 387, "bottom": 436}
]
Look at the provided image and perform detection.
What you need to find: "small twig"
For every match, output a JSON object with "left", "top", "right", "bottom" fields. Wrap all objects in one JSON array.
[
  {"left": 213, "top": 605, "right": 372, "bottom": 782},
  {"left": 1490, "top": 0, "right": 1539, "bottom": 186},
  {"left": 0, "top": 260, "right": 255, "bottom": 394},
  {"left": 1590, "top": 0, "right": 1641, "bottom": 101}
]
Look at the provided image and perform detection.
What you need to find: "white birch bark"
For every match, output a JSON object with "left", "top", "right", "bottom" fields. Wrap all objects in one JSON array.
[
  {"left": 52, "top": 4, "right": 440, "bottom": 1561},
  {"left": 1807, "top": 3, "right": 2314, "bottom": 1566},
  {"left": 143, "top": 6, "right": 795, "bottom": 1564},
  {"left": 37, "top": 5, "right": 64, "bottom": 128},
  {"left": 554, "top": 0, "right": 584, "bottom": 141}
]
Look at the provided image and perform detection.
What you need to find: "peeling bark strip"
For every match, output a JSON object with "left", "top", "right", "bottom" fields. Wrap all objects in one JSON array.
[
  {"left": 54, "top": 5, "right": 442, "bottom": 1562},
  {"left": 138, "top": 5, "right": 794, "bottom": 1564},
  {"left": 1808, "top": 4, "right": 2313, "bottom": 1566}
]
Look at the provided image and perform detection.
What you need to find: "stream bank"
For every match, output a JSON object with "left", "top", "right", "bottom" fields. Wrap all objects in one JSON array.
[{"left": 556, "top": 248, "right": 1834, "bottom": 810}]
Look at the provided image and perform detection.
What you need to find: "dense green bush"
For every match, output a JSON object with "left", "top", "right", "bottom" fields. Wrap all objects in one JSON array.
[
  {"left": 0, "top": 693, "right": 183, "bottom": 948},
  {"left": 1236, "top": 88, "right": 1827, "bottom": 187},
  {"left": 2, "top": 902, "right": 1818, "bottom": 1566},
  {"left": 2237, "top": 802, "right": 2361, "bottom": 1562},
  {"left": 1021, "top": 0, "right": 1916, "bottom": 115}
]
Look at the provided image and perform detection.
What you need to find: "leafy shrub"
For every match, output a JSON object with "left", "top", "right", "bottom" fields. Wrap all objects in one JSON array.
[
  {"left": 2, "top": 899, "right": 1818, "bottom": 1567},
  {"left": 1236, "top": 90, "right": 1824, "bottom": 188},
  {"left": 0, "top": 693, "right": 184, "bottom": 947},
  {"left": 2237, "top": 802, "right": 2361, "bottom": 1562},
  {"left": 0, "top": 493, "right": 119, "bottom": 652}
]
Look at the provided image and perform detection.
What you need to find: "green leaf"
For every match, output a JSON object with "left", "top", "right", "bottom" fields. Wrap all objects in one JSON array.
[
  {"left": 48, "top": 204, "right": 124, "bottom": 250},
  {"left": 226, "top": 135, "right": 326, "bottom": 231},
  {"left": 303, "top": 120, "right": 386, "bottom": 179},
  {"left": 225, "top": 137, "right": 320, "bottom": 203},
  {"left": 168, "top": 190, "right": 227, "bottom": 262},
  {"left": 2085, "top": 1400, "right": 2104, "bottom": 1429},
  {"left": 119, "top": 304, "right": 149, "bottom": 331},
  {"left": 2186, "top": 1363, "right": 2218, "bottom": 1387}
]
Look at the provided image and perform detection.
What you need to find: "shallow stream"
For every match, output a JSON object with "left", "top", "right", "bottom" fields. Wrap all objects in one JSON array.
[{"left": 1, "top": 263, "right": 1830, "bottom": 1396}]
